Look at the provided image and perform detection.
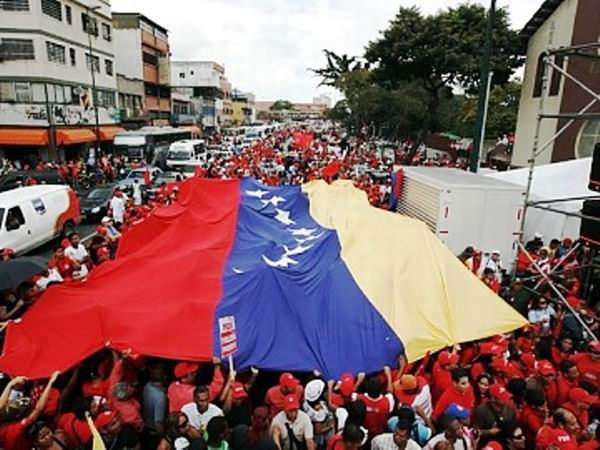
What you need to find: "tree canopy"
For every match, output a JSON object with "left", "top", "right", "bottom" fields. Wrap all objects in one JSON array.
[{"left": 269, "top": 100, "right": 294, "bottom": 111}]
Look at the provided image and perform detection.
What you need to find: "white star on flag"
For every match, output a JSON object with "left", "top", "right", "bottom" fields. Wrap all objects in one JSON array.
[
  {"left": 260, "top": 196, "right": 286, "bottom": 207},
  {"left": 262, "top": 254, "right": 298, "bottom": 268},
  {"left": 283, "top": 244, "right": 313, "bottom": 256},
  {"left": 295, "top": 232, "right": 325, "bottom": 244},
  {"left": 232, "top": 267, "right": 245, "bottom": 274},
  {"left": 245, "top": 189, "right": 269, "bottom": 198},
  {"left": 289, "top": 228, "right": 317, "bottom": 237},
  {"left": 274, "top": 209, "right": 295, "bottom": 225}
]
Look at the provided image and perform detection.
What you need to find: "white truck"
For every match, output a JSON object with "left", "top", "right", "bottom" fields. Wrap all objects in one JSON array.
[{"left": 396, "top": 167, "right": 525, "bottom": 268}]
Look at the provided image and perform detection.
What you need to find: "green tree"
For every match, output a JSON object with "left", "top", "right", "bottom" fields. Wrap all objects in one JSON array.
[
  {"left": 364, "top": 4, "right": 523, "bottom": 138},
  {"left": 269, "top": 100, "right": 294, "bottom": 111}
]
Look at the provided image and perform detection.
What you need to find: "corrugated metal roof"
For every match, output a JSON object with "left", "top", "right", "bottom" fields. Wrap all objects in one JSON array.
[{"left": 520, "top": 0, "right": 566, "bottom": 41}]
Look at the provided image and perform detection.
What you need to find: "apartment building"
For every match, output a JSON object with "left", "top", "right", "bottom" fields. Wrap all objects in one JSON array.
[{"left": 232, "top": 89, "right": 256, "bottom": 126}]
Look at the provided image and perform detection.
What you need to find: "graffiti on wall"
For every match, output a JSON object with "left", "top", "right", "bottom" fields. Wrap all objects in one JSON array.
[{"left": 0, "top": 103, "right": 119, "bottom": 126}]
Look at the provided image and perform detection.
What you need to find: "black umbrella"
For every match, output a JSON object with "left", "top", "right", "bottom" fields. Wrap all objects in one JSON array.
[{"left": 0, "top": 257, "right": 47, "bottom": 290}]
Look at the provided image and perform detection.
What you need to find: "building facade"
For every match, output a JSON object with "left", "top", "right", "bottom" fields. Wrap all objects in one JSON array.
[
  {"left": 171, "top": 61, "right": 233, "bottom": 133},
  {"left": 112, "top": 12, "right": 170, "bottom": 126},
  {"left": 232, "top": 89, "right": 256, "bottom": 126},
  {"left": 0, "top": 0, "right": 120, "bottom": 161},
  {"left": 512, "top": 0, "right": 600, "bottom": 167}
]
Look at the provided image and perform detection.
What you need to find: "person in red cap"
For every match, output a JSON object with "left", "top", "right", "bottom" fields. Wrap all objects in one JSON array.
[
  {"left": 432, "top": 368, "right": 474, "bottom": 423},
  {"left": 328, "top": 373, "right": 363, "bottom": 409},
  {"left": 473, "top": 384, "right": 517, "bottom": 447},
  {"left": 526, "top": 360, "right": 558, "bottom": 408},
  {"left": 271, "top": 395, "right": 314, "bottom": 450},
  {"left": 266, "top": 373, "right": 304, "bottom": 418},
  {"left": 168, "top": 358, "right": 224, "bottom": 413},
  {"left": 570, "top": 341, "right": 600, "bottom": 390},
  {"left": 391, "top": 374, "right": 434, "bottom": 431},
  {"left": 470, "top": 343, "right": 504, "bottom": 381},
  {"left": 96, "top": 246, "right": 111, "bottom": 264},
  {"left": 536, "top": 408, "right": 579, "bottom": 450},
  {"left": 560, "top": 387, "right": 597, "bottom": 429},
  {"left": 95, "top": 410, "right": 140, "bottom": 449},
  {"left": 222, "top": 380, "right": 254, "bottom": 429},
  {"left": 431, "top": 351, "right": 460, "bottom": 403},
  {"left": 480, "top": 442, "right": 502, "bottom": 450}
]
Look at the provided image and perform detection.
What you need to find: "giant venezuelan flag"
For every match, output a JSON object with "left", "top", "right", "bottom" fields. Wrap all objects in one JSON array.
[{"left": 0, "top": 178, "right": 526, "bottom": 379}]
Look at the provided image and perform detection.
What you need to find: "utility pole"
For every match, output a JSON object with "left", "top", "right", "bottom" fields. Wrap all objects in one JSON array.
[
  {"left": 86, "top": 5, "right": 101, "bottom": 157},
  {"left": 469, "top": 0, "right": 496, "bottom": 173},
  {"left": 43, "top": 83, "right": 57, "bottom": 159}
]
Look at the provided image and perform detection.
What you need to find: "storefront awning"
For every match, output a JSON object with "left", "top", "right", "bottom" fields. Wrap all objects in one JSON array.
[
  {"left": 96, "top": 126, "right": 125, "bottom": 141},
  {"left": 0, "top": 128, "right": 48, "bottom": 146},
  {"left": 182, "top": 125, "right": 202, "bottom": 136},
  {"left": 56, "top": 129, "right": 96, "bottom": 145}
]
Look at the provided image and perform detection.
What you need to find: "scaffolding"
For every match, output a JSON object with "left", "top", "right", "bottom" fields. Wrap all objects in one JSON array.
[{"left": 516, "top": 41, "right": 600, "bottom": 340}]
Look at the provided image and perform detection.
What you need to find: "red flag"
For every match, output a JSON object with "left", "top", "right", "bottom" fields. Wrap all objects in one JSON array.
[{"left": 322, "top": 161, "right": 341, "bottom": 179}]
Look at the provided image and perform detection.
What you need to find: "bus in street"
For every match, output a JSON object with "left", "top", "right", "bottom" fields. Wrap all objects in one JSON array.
[{"left": 113, "top": 127, "right": 193, "bottom": 168}]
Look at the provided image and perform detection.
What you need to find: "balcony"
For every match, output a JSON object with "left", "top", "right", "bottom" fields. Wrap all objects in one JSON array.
[{"left": 143, "top": 64, "right": 159, "bottom": 83}]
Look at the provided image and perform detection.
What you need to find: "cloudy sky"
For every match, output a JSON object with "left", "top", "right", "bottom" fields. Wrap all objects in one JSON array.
[{"left": 111, "top": 0, "right": 545, "bottom": 103}]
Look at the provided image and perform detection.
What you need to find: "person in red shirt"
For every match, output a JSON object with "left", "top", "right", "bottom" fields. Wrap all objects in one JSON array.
[
  {"left": 432, "top": 368, "right": 475, "bottom": 423},
  {"left": 470, "top": 342, "right": 504, "bottom": 380},
  {"left": 520, "top": 388, "right": 548, "bottom": 449},
  {"left": 555, "top": 360, "right": 579, "bottom": 406},
  {"left": 58, "top": 396, "right": 100, "bottom": 448},
  {"left": 536, "top": 408, "right": 579, "bottom": 450},
  {"left": 552, "top": 337, "right": 575, "bottom": 366},
  {"left": 431, "top": 351, "right": 459, "bottom": 402},
  {"left": 328, "top": 373, "right": 362, "bottom": 409},
  {"left": 0, "top": 371, "right": 60, "bottom": 450},
  {"left": 571, "top": 341, "right": 600, "bottom": 390},
  {"left": 526, "top": 360, "right": 558, "bottom": 409},
  {"left": 167, "top": 358, "right": 224, "bottom": 413},
  {"left": 47, "top": 246, "right": 80, "bottom": 280},
  {"left": 560, "top": 387, "right": 596, "bottom": 429},
  {"left": 265, "top": 372, "right": 304, "bottom": 418},
  {"left": 355, "top": 376, "right": 394, "bottom": 436}
]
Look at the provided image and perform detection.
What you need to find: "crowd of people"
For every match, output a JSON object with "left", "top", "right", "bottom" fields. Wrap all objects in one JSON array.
[{"left": 0, "top": 125, "right": 599, "bottom": 450}]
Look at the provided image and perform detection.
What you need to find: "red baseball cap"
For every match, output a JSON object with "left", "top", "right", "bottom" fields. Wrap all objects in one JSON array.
[
  {"left": 96, "top": 226, "right": 107, "bottom": 236},
  {"left": 481, "top": 442, "right": 502, "bottom": 450},
  {"left": 438, "top": 351, "right": 459, "bottom": 366},
  {"left": 569, "top": 388, "right": 597, "bottom": 405},
  {"left": 283, "top": 394, "right": 300, "bottom": 411},
  {"left": 174, "top": 362, "right": 199, "bottom": 379},
  {"left": 232, "top": 382, "right": 248, "bottom": 400},
  {"left": 339, "top": 373, "right": 354, "bottom": 397},
  {"left": 489, "top": 383, "right": 512, "bottom": 402},
  {"left": 537, "top": 360, "right": 556, "bottom": 376},
  {"left": 480, "top": 342, "right": 504, "bottom": 356},
  {"left": 94, "top": 410, "right": 118, "bottom": 430},
  {"left": 280, "top": 373, "right": 299, "bottom": 389},
  {"left": 97, "top": 247, "right": 109, "bottom": 258},
  {"left": 490, "top": 357, "right": 509, "bottom": 372},
  {"left": 520, "top": 352, "right": 537, "bottom": 371}
]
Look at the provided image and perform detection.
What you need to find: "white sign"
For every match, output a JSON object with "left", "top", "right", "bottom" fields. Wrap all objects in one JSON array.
[{"left": 218, "top": 315, "right": 238, "bottom": 358}]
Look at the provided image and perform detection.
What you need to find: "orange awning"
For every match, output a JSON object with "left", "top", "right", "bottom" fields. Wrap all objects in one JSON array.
[
  {"left": 56, "top": 129, "right": 96, "bottom": 145},
  {"left": 96, "top": 126, "right": 125, "bottom": 141},
  {"left": 0, "top": 128, "right": 48, "bottom": 146},
  {"left": 183, "top": 125, "right": 202, "bottom": 136}
]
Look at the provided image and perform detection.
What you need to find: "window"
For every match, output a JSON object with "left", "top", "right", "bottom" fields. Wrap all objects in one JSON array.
[
  {"left": 64, "top": 4, "right": 71, "bottom": 24},
  {"left": 577, "top": 120, "right": 600, "bottom": 158},
  {"left": 46, "top": 41, "right": 66, "bottom": 64},
  {"left": 0, "top": 82, "right": 16, "bottom": 102},
  {"left": 105, "top": 59, "right": 113, "bottom": 75},
  {"left": 81, "top": 13, "right": 98, "bottom": 36},
  {"left": 15, "top": 82, "right": 31, "bottom": 102},
  {"left": 97, "top": 90, "right": 116, "bottom": 108},
  {"left": 0, "top": 38, "right": 34, "bottom": 60},
  {"left": 101, "top": 23, "right": 111, "bottom": 41},
  {"left": 41, "top": 0, "right": 62, "bottom": 21},
  {"left": 549, "top": 55, "right": 565, "bottom": 96},
  {"left": 0, "top": 0, "right": 29, "bottom": 11},
  {"left": 31, "top": 83, "right": 45, "bottom": 102},
  {"left": 85, "top": 53, "right": 100, "bottom": 72},
  {"left": 5, "top": 206, "right": 25, "bottom": 231},
  {"left": 69, "top": 47, "right": 75, "bottom": 66},
  {"left": 143, "top": 52, "right": 158, "bottom": 66},
  {"left": 179, "top": 72, "right": 185, "bottom": 79},
  {"left": 532, "top": 53, "right": 546, "bottom": 98}
]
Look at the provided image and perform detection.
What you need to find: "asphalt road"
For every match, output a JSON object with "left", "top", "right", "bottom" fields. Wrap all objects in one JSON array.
[{"left": 25, "top": 221, "right": 98, "bottom": 261}]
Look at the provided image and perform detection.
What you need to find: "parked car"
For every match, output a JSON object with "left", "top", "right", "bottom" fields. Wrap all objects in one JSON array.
[
  {"left": 116, "top": 167, "right": 163, "bottom": 190},
  {"left": 80, "top": 186, "right": 114, "bottom": 222},
  {"left": 0, "top": 170, "right": 66, "bottom": 193},
  {"left": 0, "top": 185, "right": 81, "bottom": 254}
]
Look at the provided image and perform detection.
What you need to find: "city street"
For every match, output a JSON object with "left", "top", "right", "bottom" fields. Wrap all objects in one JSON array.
[{"left": 25, "top": 222, "right": 98, "bottom": 261}]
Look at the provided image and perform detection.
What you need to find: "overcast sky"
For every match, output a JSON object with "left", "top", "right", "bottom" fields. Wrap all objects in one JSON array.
[{"left": 111, "top": 0, "right": 545, "bottom": 103}]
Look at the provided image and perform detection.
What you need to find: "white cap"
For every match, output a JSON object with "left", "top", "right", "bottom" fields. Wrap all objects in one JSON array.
[
  {"left": 101, "top": 217, "right": 111, "bottom": 224},
  {"left": 534, "top": 232, "right": 543, "bottom": 239},
  {"left": 174, "top": 438, "right": 190, "bottom": 450},
  {"left": 305, "top": 379, "right": 325, "bottom": 402},
  {"left": 492, "top": 249, "right": 501, "bottom": 255}
]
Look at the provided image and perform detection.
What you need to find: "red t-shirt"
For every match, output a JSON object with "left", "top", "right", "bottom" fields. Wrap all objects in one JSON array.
[
  {"left": 58, "top": 413, "right": 92, "bottom": 447},
  {"left": 571, "top": 353, "right": 600, "bottom": 389},
  {"left": 0, "top": 418, "right": 33, "bottom": 450},
  {"left": 536, "top": 425, "right": 578, "bottom": 450},
  {"left": 555, "top": 375, "right": 577, "bottom": 407},
  {"left": 431, "top": 362, "right": 452, "bottom": 402},
  {"left": 432, "top": 384, "right": 475, "bottom": 422},
  {"left": 265, "top": 385, "right": 304, "bottom": 418},
  {"left": 82, "top": 379, "right": 109, "bottom": 398},
  {"left": 560, "top": 401, "right": 589, "bottom": 428},
  {"left": 356, "top": 393, "right": 394, "bottom": 436},
  {"left": 520, "top": 404, "right": 546, "bottom": 449}
]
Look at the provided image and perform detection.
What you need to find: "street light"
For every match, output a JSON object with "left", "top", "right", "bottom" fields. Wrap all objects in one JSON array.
[{"left": 86, "top": 5, "right": 101, "bottom": 158}]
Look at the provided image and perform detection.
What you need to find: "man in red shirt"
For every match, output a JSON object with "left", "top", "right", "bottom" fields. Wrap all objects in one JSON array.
[
  {"left": 431, "top": 351, "right": 459, "bottom": 402},
  {"left": 168, "top": 358, "right": 224, "bottom": 413},
  {"left": 555, "top": 360, "right": 579, "bottom": 406},
  {"left": 0, "top": 371, "right": 60, "bottom": 450},
  {"left": 521, "top": 388, "right": 548, "bottom": 449},
  {"left": 432, "top": 368, "right": 474, "bottom": 423},
  {"left": 560, "top": 387, "right": 597, "bottom": 429},
  {"left": 536, "top": 408, "right": 579, "bottom": 450},
  {"left": 526, "top": 360, "right": 558, "bottom": 409},
  {"left": 355, "top": 376, "right": 394, "bottom": 436},
  {"left": 265, "top": 373, "right": 304, "bottom": 418},
  {"left": 571, "top": 341, "right": 600, "bottom": 390}
]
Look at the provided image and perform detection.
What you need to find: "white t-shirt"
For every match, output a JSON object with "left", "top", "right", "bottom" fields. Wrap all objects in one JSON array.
[
  {"left": 272, "top": 410, "right": 314, "bottom": 449},
  {"left": 65, "top": 244, "right": 89, "bottom": 263},
  {"left": 371, "top": 433, "right": 422, "bottom": 450},
  {"left": 110, "top": 196, "right": 126, "bottom": 223},
  {"left": 412, "top": 385, "right": 433, "bottom": 425},
  {"left": 181, "top": 402, "right": 223, "bottom": 431},
  {"left": 424, "top": 433, "right": 472, "bottom": 450},
  {"left": 132, "top": 183, "right": 142, "bottom": 205}
]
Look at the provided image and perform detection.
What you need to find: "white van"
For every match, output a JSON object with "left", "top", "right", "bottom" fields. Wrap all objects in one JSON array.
[
  {"left": 0, "top": 185, "right": 81, "bottom": 254},
  {"left": 165, "top": 139, "right": 206, "bottom": 168}
]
